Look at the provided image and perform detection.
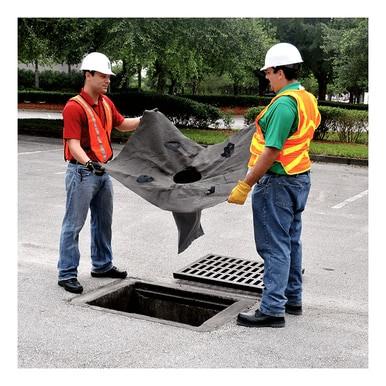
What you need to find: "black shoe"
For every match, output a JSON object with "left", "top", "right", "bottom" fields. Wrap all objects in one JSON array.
[
  {"left": 91, "top": 266, "right": 127, "bottom": 279},
  {"left": 58, "top": 278, "right": 83, "bottom": 294},
  {"left": 237, "top": 310, "right": 285, "bottom": 328},
  {"left": 285, "top": 304, "right": 303, "bottom": 315}
]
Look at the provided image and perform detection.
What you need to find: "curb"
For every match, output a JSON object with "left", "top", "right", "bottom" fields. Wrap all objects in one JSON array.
[{"left": 310, "top": 154, "right": 368, "bottom": 167}]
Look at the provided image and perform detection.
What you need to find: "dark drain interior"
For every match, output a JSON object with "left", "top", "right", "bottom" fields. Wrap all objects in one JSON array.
[
  {"left": 87, "top": 281, "right": 236, "bottom": 327},
  {"left": 173, "top": 167, "right": 201, "bottom": 184}
]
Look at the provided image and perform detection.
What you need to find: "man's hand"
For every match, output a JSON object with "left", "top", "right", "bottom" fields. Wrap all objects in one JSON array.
[
  {"left": 85, "top": 160, "right": 105, "bottom": 176},
  {"left": 227, "top": 180, "right": 252, "bottom": 205}
]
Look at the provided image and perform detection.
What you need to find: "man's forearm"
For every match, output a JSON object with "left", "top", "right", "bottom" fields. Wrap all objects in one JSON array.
[
  {"left": 116, "top": 117, "right": 141, "bottom": 132},
  {"left": 67, "top": 139, "right": 90, "bottom": 164},
  {"left": 244, "top": 147, "right": 281, "bottom": 187}
]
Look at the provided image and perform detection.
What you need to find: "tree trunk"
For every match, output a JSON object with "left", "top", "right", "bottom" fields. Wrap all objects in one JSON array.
[
  {"left": 122, "top": 60, "right": 128, "bottom": 88},
  {"left": 34, "top": 59, "right": 39, "bottom": 89},
  {"left": 169, "top": 78, "right": 177, "bottom": 95},
  {"left": 191, "top": 79, "right": 198, "bottom": 95},
  {"left": 233, "top": 82, "right": 239, "bottom": 96},
  {"left": 137, "top": 64, "right": 142, "bottom": 91},
  {"left": 68, "top": 63, "right": 71, "bottom": 73},
  {"left": 256, "top": 73, "right": 268, "bottom": 96},
  {"left": 154, "top": 59, "right": 167, "bottom": 94},
  {"left": 317, "top": 77, "right": 327, "bottom": 101}
]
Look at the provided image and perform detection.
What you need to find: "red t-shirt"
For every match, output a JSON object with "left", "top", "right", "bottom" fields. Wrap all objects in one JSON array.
[{"left": 63, "top": 89, "right": 125, "bottom": 161}]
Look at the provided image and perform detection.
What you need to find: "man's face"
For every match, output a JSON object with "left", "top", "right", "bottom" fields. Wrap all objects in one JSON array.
[
  {"left": 264, "top": 67, "right": 283, "bottom": 93},
  {"left": 87, "top": 71, "right": 111, "bottom": 94}
]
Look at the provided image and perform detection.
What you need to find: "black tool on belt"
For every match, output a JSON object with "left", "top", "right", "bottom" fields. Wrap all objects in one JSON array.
[{"left": 84, "top": 160, "right": 105, "bottom": 176}]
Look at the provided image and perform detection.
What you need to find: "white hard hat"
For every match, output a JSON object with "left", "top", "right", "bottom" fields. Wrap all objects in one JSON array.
[
  {"left": 260, "top": 43, "right": 303, "bottom": 71},
  {"left": 80, "top": 52, "right": 115, "bottom": 75}
]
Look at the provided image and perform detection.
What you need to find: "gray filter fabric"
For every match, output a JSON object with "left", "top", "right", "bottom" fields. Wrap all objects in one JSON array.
[{"left": 106, "top": 110, "right": 255, "bottom": 253}]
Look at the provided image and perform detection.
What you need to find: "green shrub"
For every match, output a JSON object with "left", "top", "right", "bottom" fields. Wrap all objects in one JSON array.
[
  {"left": 318, "top": 100, "right": 368, "bottom": 111},
  {"left": 103, "top": 92, "right": 221, "bottom": 129},
  {"left": 39, "top": 70, "right": 83, "bottom": 92},
  {"left": 18, "top": 69, "right": 35, "bottom": 89},
  {"left": 243, "top": 106, "right": 265, "bottom": 125},
  {"left": 18, "top": 90, "right": 74, "bottom": 104},
  {"left": 181, "top": 94, "right": 272, "bottom": 108},
  {"left": 181, "top": 94, "right": 367, "bottom": 111},
  {"left": 18, "top": 91, "right": 222, "bottom": 129},
  {"left": 18, "top": 69, "right": 83, "bottom": 92},
  {"left": 18, "top": 119, "right": 63, "bottom": 138},
  {"left": 221, "top": 112, "right": 235, "bottom": 129},
  {"left": 317, "top": 107, "right": 368, "bottom": 143}
]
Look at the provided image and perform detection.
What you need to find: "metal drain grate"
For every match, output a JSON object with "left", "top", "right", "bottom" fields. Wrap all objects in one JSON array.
[{"left": 173, "top": 254, "right": 264, "bottom": 293}]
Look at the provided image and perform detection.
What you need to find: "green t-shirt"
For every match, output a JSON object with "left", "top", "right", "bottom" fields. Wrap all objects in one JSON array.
[{"left": 258, "top": 82, "right": 301, "bottom": 175}]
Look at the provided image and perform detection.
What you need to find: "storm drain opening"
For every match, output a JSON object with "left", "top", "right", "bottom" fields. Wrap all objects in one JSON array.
[
  {"left": 173, "top": 254, "right": 265, "bottom": 293},
  {"left": 74, "top": 279, "right": 254, "bottom": 331},
  {"left": 173, "top": 167, "right": 202, "bottom": 184}
]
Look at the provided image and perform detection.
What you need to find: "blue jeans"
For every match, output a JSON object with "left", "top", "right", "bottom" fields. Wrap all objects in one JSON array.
[
  {"left": 58, "top": 163, "right": 114, "bottom": 280},
  {"left": 252, "top": 172, "right": 311, "bottom": 317}
]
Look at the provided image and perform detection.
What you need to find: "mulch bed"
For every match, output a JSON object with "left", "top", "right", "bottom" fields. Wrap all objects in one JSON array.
[{"left": 18, "top": 103, "right": 65, "bottom": 111}]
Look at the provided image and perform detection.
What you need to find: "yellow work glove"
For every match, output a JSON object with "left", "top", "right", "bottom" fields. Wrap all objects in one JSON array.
[{"left": 227, "top": 180, "right": 251, "bottom": 205}]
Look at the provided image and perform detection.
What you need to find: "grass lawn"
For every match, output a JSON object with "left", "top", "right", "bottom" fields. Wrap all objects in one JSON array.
[
  {"left": 310, "top": 141, "right": 368, "bottom": 159},
  {"left": 181, "top": 128, "right": 368, "bottom": 159},
  {"left": 18, "top": 119, "right": 368, "bottom": 160}
]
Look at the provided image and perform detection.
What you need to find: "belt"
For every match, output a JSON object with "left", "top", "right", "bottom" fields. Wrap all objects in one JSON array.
[
  {"left": 266, "top": 170, "right": 310, "bottom": 177},
  {"left": 69, "top": 160, "right": 83, "bottom": 165}
]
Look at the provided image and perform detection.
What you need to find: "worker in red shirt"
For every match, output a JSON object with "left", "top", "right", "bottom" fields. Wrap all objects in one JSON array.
[{"left": 58, "top": 52, "right": 141, "bottom": 294}]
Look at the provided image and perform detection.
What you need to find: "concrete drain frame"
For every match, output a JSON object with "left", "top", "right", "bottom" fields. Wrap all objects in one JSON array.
[{"left": 70, "top": 278, "right": 256, "bottom": 332}]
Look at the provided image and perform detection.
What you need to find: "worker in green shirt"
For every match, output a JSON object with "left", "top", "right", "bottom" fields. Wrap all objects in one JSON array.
[{"left": 228, "top": 43, "right": 321, "bottom": 328}]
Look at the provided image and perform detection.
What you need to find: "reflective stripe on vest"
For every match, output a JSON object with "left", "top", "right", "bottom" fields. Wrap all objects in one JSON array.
[
  {"left": 248, "top": 89, "right": 321, "bottom": 175},
  {"left": 64, "top": 95, "right": 113, "bottom": 163}
]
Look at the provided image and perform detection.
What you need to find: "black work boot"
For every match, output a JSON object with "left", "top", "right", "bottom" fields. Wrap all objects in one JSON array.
[
  {"left": 91, "top": 266, "right": 127, "bottom": 279},
  {"left": 237, "top": 309, "right": 285, "bottom": 328},
  {"left": 58, "top": 278, "right": 83, "bottom": 294},
  {"left": 285, "top": 304, "right": 303, "bottom": 315}
]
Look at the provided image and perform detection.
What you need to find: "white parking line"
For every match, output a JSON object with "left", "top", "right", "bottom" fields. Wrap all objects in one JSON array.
[
  {"left": 18, "top": 149, "right": 62, "bottom": 155},
  {"left": 331, "top": 190, "right": 368, "bottom": 209}
]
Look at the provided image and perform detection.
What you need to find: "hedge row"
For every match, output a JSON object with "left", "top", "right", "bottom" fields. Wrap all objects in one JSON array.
[
  {"left": 244, "top": 106, "right": 368, "bottom": 144},
  {"left": 18, "top": 90, "right": 222, "bottom": 129},
  {"left": 18, "top": 67, "right": 368, "bottom": 112},
  {"left": 180, "top": 94, "right": 273, "bottom": 108},
  {"left": 18, "top": 69, "right": 83, "bottom": 92},
  {"left": 18, "top": 68, "right": 122, "bottom": 92},
  {"left": 18, "top": 90, "right": 368, "bottom": 140},
  {"left": 18, "top": 119, "right": 134, "bottom": 143},
  {"left": 181, "top": 93, "right": 368, "bottom": 111}
]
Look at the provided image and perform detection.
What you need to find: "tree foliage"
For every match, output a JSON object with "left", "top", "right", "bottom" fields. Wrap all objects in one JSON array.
[
  {"left": 18, "top": 17, "right": 368, "bottom": 101},
  {"left": 322, "top": 18, "right": 368, "bottom": 102}
]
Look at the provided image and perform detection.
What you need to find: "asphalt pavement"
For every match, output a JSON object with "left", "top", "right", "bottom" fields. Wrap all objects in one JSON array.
[{"left": 17, "top": 135, "right": 368, "bottom": 371}]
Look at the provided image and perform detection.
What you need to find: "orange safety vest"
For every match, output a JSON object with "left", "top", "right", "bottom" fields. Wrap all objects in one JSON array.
[
  {"left": 64, "top": 94, "right": 113, "bottom": 163},
  {"left": 248, "top": 89, "right": 321, "bottom": 175}
]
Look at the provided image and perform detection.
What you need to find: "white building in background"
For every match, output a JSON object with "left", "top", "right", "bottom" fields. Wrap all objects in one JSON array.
[{"left": 363, "top": 92, "right": 369, "bottom": 104}]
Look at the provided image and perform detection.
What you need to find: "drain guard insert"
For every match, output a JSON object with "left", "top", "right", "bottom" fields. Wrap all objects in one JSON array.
[{"left": 173, "top": 254, "right": 264, "bottom": 293}]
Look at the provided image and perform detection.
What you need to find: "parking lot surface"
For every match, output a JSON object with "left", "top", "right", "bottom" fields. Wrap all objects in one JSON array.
[{"left": 17, "top": 135, "right": 368, "bottom": 369}]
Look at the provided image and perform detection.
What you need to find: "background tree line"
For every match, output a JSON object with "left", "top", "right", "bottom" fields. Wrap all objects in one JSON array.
[{"left": 18, "top": 18, "right": 368, "bottom": 102}]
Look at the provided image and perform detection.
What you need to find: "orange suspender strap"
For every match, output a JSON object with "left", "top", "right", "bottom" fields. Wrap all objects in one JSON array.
[{"left": 101, "top": 97, "right": 113, "bottom": 136}]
